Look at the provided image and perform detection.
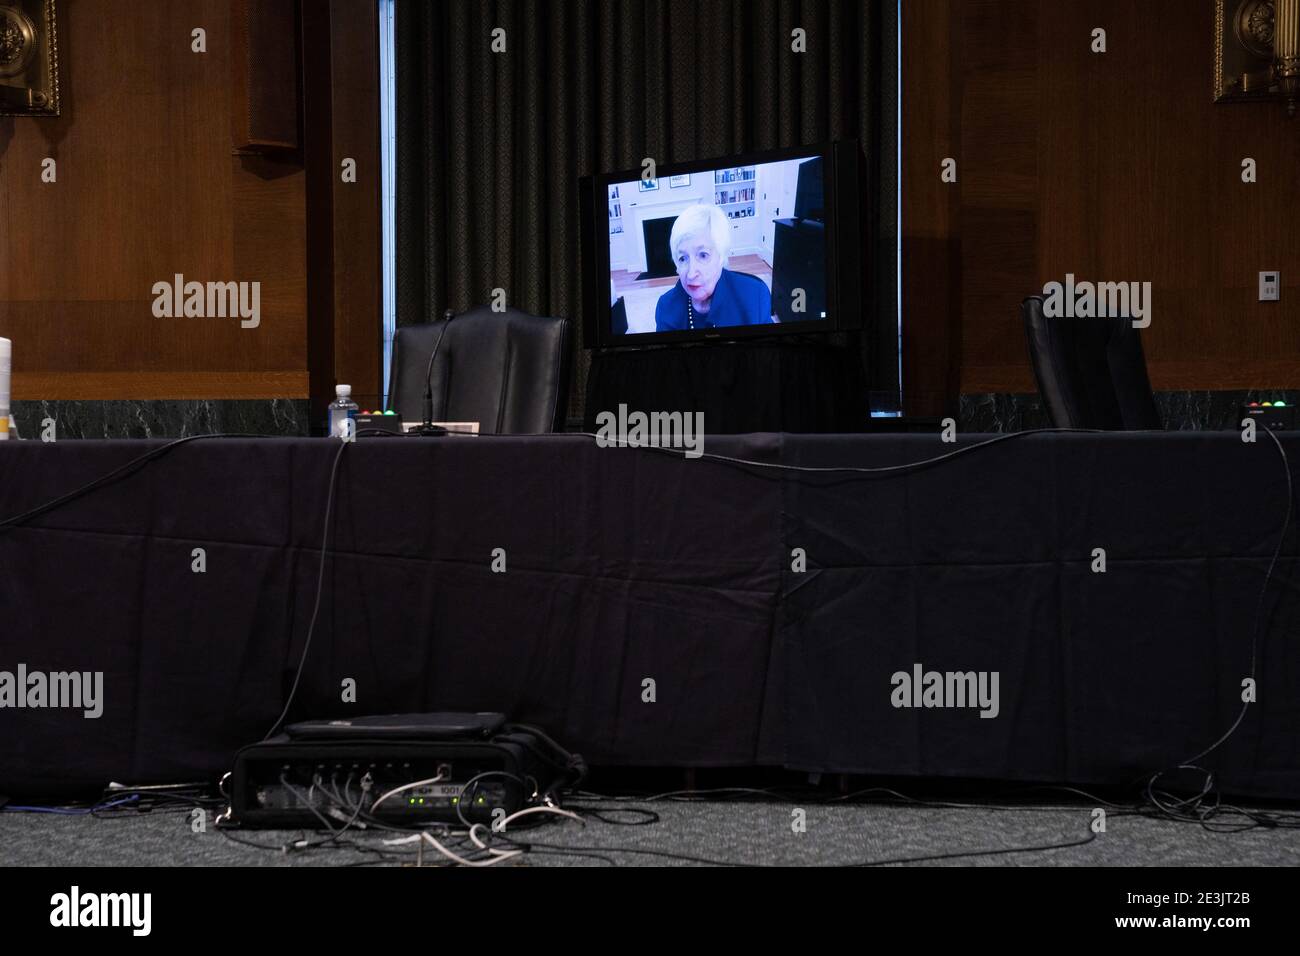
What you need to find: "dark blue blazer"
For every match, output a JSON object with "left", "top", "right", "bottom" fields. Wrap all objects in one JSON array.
[{"left": 654, "top": 268, "right": 773, "bottom": 333}]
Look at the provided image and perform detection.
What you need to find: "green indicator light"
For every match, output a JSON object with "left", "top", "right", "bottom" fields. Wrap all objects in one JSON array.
[
  {"left": 451, "top": 797, "right": 459, "bottom": 804},
  {"left": 1277, "top": 402, "right": 1287, "bottom": 408},
  {"left": 384, "top": 410, "right": 397, "bottom": 416}
]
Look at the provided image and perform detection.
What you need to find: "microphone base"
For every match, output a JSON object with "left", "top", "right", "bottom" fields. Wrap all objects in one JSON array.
[{"left": 406, "top": 424, "right": 449, "bottom": 437}]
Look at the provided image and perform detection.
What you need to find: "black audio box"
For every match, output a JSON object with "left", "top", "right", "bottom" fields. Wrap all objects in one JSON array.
[{"left": 226, "top": 713, "right": 574, "bottom": 828}]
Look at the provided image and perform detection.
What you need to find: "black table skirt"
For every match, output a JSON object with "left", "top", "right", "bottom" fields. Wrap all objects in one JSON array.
[{"left": 1, "top": 432, "right": 1297, "bottom": 798}]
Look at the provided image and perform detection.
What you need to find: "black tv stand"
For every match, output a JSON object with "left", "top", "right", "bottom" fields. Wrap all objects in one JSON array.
[{"left": 584, "top": 335, "right": 867, "bottom": 434}]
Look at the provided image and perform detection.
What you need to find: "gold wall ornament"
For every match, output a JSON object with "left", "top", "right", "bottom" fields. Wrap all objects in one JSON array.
[
  {"left": 1278, "top": 0, "right": 1300, "bottom": 115},
  {"left": 1238, "top": 0, "right": 1275, "bottom": 58},
  {"left": 0, "top": 0, "right": 58, "bottom": 116}
]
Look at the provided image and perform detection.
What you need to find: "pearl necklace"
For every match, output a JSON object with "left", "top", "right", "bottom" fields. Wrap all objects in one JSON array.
[{"left": 688, "top": 298, "right": 708, "bottom": 329}]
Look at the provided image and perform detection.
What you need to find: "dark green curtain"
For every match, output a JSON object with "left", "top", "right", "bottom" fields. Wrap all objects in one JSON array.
[{"left": 396, "top": 0, "right": 884, "bottom": 418}]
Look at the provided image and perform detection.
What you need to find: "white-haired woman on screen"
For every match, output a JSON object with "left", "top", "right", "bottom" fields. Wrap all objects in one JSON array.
[{"left": 654, "top": 204, "right": 772, "bottom": 332}]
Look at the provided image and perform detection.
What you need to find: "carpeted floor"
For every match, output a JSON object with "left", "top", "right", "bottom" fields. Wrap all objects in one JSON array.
[{"left": 4, "top": 796, "right": 1299, "bottom": 867}]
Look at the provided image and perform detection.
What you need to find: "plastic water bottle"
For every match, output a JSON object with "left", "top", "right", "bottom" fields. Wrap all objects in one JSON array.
[
  {"left": 0, "top": 337, "right": 11, "bottom": 441},
  {"left": 328, "top": 384, "right": 359, "bottom": 439}
]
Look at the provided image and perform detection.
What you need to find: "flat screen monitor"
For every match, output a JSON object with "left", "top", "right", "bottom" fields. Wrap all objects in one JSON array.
[{"left": 581, "top": 141, "right": 861, "bottom": 348}]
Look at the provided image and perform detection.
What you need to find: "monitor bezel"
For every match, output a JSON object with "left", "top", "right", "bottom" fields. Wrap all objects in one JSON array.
[{"left": 585, "top": 141, "right": 843, "bottom": 350}]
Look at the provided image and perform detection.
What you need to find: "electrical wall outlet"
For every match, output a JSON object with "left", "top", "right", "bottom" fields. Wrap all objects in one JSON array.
[{"left": 1259, "top": 271, "right": 1280, "bottom": 301}]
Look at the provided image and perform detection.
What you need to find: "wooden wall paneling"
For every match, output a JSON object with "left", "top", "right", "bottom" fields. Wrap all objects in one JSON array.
[
  {"left": 0, "top": 0, "right": 310, "bottom": 400},
  {"left": 900, "top": 0, "right": 962, "bottom": 417},
  {"left": 328, "top": 0, "right": 382, "bottom": 404},
  {"left": 300, "top": 0, "right": 382, "bottom": 425},
  {"left": 954, "top": 0, "right": 1300, "bottom": 394},
  {"left": 958, "top": 0, "right": 1039, "bottom": 394},
  {"left": 232, "top": 152, "right": 309, "bottom": 376},
  {"left": 11, "top": 370, "right": 308, "bottom": 400},
  {"left": 231, "top": 0, "right": 300, "bottom": 150},
  {"left": 301, "top": 0, "right": 336, "bottom": 425}
]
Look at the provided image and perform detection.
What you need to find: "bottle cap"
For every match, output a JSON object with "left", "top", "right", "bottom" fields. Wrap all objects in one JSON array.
[{"left": 336, "top": 384, "right": 351, "bottom": 397}]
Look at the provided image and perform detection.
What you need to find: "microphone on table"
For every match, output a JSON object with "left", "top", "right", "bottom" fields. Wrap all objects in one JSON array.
[{"left": 409, "top": 309, "right": 455, "bottom": 437}]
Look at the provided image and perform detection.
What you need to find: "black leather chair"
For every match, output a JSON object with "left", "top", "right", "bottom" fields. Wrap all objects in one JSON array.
[
  {"left": 1021, "top": 295, "right": 1161, "bottom": 430},
  {"left": 389, "top": 305, "right": 571, "bottom": 434}
]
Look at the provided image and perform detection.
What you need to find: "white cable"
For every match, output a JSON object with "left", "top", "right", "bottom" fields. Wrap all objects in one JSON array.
[
  {"left": 382, "top": 834, "right": 422, "bottom": 846},
  {"left": 495, "top": 805, "right": 584, "bottom": 831},
  {"left": 468, "top": 823, "right": 515, "bottom": 855},
  {"left": 381, "top": 829, "right": 469, "bottom": 846},
  {"left": 379, "top": 799, "right": 579, "bottom": 863},
  {"left": 422, "top": 831, "right": 521, "bottom": 866},
  {"left": 371, "top": 773, "right": 445, "bottom": 811}
]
